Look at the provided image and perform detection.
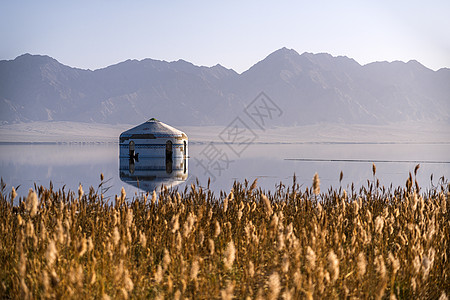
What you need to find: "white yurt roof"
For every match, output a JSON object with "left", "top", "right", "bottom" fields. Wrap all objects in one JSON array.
[
  {"left": 120, "top": 118, "right": 187, "bottom": 139},
  {"left": 120, "top": 174, "right": 188, "bottom": 192}
]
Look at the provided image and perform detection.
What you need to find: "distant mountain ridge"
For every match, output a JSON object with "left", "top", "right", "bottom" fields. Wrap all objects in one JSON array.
[{"left": 1, "top": 48, "right": 449, "bottom": 126}]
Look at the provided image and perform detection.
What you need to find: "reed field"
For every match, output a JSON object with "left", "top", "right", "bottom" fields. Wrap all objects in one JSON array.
[{"left": 0, "top": 167, "right": 448, "bottom": 299}]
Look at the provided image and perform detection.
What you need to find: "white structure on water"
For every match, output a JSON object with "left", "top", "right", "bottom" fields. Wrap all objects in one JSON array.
[{"left": 119, "top": 118, "right": 188, "bottom": 191}]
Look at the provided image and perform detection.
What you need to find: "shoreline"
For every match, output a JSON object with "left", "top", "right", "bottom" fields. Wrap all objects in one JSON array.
[{"left": 1, "top": 120, "right": 450, "bottom": 144}]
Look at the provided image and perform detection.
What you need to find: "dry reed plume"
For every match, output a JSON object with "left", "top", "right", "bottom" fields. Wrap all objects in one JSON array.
[{"left": 0, "top": 171, "right": 448, "bottom": 299}]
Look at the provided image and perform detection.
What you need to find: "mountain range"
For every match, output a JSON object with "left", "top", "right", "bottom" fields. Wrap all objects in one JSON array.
[{"left": 1, "top": 48, "right": 449, "bottom": 126}]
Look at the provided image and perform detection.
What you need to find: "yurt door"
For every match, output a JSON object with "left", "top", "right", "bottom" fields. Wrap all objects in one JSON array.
[
  {"left": 183, "top": 141, "right": 187, "bottom": 174},
  {"left": 129, "top": 140, "right": 138, "bottom": 161},
  {"left": 166, "top": 140, "right": 173, "bottom": 173}
]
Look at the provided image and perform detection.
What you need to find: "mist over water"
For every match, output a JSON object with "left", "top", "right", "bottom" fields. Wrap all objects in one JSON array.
[{"left": 1, "top": 143, "right": 449, "bottom": 202}]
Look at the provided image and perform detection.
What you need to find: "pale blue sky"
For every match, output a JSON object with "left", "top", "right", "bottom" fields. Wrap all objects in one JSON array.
[{"left": 1, "top": 0, "right": 449, "bottom": 72}]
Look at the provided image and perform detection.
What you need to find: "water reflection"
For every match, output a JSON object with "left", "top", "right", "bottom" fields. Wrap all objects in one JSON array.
[
  {"left": 1, "top": 143, "right": 448, "bottom": 200},
  {"left": 119, "top": 156, "right": 188, "bottom": 192}
]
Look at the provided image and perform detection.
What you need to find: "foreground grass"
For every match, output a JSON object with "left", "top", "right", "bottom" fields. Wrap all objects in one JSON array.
[{"left": 0, "top": 172, "right": 448, "bottom": 299}]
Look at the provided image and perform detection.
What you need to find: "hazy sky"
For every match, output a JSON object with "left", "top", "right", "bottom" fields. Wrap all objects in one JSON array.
[{"left": 1, "top": 0, "right": 449, "bottom": 73}]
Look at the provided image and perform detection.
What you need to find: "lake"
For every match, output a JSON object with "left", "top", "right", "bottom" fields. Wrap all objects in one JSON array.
[{"left": 1, "top": 142, "right": 449, "bottom": 202}]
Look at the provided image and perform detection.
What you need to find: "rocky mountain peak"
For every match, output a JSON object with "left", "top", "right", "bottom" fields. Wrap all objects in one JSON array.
[{"left": 1, "top": 49, "right": 448, "bottom": 126}]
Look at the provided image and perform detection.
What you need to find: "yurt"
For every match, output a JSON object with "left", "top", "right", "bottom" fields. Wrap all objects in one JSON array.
[{"left": 119, "top": 118, "right": 188, "bottom": 191}]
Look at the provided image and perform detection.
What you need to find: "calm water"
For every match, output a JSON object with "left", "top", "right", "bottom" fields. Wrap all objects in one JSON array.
[{"left": 1, "top": 143, "right": 449, "bottom": 201}]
